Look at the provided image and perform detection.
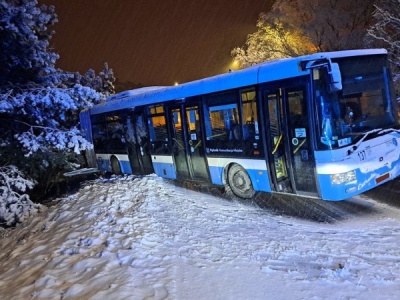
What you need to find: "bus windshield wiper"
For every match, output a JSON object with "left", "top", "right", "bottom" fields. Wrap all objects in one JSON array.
[{"left": 347, "top": 128, "right": 382, "bottom": 155}]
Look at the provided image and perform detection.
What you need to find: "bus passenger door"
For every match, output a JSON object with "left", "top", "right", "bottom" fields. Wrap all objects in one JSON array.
[
  {"left": 285, "top": 88, "right": 318, "bottom": 195},
  {"left": 170, "top": 107, "right": 191, "bottom": 179},
  {"left": 169, "top": 104, "right": 210, "bottom": 182},
  {"left": 126, "top": 112, "right": 154, "bottom": 175},
  {"left": 265, "top": 90, "right": 293, "bottom": 193},
  {"left": 264, "top": 87, "right": 318, "bottom": 196},
  {"left": 184, "top": 105, "right": 210, "bottom": 181}
]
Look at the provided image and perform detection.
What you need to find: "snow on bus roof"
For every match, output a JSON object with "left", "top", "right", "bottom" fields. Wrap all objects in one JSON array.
[
  {"left": 305, "top": 48, "right": 387, "bottom": 60},
  {"left": 89, "top": 49, "right": 387, "bottom": 115},
  {"left": 106, "top": 86, "right": 167, "bottom": 102}
]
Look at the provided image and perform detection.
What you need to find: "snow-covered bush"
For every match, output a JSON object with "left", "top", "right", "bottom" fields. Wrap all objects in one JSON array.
[
  {"left": 0, "top": 166, "right": 42, "bottom": 227},
  {"left": 0, "top": 1, "right": 108, "bottom": 156},
  {"left": 0, "top": 82, "right": 103, "bottom": 156},
  {"left": 0, "top": 0, "right": 112, "bottom": 225}
]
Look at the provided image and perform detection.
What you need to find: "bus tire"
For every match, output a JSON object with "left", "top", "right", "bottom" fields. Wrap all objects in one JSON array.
[
  {"left": 227, "top": 164, "right": 255, "bottom": 199},
  {"left": 110, "top": 156, "right": 122, "bottom": 175}
]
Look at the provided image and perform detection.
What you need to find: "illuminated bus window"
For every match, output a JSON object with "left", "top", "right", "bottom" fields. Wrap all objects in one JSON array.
[
  {"left": 150, "top": 106, "right": 164, "bottom": 114},
  {"left": 187, "top": 109, "right": 198, "bottom": 131},
  {"left": 205, "top": 91, "right": 239, "bottom": 141},
  {"left": 241, "top": 89, "right": 258, "bottom": 140},
  {"left": 208, "top": 104, "right": 239, "bottom": 141},
  {"left": 148, "top": 105, "right": 169, "bottom": 154}
]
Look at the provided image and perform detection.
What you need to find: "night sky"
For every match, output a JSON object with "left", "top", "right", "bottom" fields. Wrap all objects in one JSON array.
[{"left": 41, "top": 0, "right": 274, "bottom": 86}]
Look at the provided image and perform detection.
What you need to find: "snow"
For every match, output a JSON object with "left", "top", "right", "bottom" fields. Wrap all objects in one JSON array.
[
  {"left": 0, "top": 166, "right": 41, "bottom": 227},
  {"left": 1, "top": 175, "right": 400, "bottom": 299}
]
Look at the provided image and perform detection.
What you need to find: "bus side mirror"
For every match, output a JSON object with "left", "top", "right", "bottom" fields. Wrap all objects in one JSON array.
[{"left": 328, "top": 62, "right": 342, "bottom": 92}]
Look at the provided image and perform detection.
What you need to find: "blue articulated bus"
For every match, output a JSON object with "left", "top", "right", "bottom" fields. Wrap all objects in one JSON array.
[{"left": 80, "top": 49, "right": 400, "bottom": 201}]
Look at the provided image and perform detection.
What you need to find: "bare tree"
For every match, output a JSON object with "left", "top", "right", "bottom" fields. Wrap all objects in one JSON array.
[
  {"left": 366, "top": 0, "right": 400, "bottom": 97},
  {"left": 284, "top": 0, "right": 376, "bottom": 51}
]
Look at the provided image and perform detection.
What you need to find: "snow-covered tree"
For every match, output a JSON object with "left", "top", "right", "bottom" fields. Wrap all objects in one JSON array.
[
  {"left": 0, "top": 0, "right": 106, "bottom": 157},
  {"left": 366, "top": 0, "right": 400, "bottom": 98},
  {"left": 233, "top": 0, "right": 377, "bottom": 67},
  {"left": 98, "top": 62, "right": 116, "bottom": 96},
  {"left": 73, "top": 63, "right": 115, "bottom": 97},
  {"left": 0, "top": 0, "right": 58, "bottom": 85},
  {"left": 232, "top": 13, "right": 316, "bottom": 67},
  {"left": 0, "top": 82, "right": 103, "bottom": 156},
  {"left": 0, "top": 0, "right": 109, "bottom": 225}
]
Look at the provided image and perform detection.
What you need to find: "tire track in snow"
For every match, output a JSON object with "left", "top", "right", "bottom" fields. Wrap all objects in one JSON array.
[{"left": 141, "top": 177, "right": 400, "bottom": 297}]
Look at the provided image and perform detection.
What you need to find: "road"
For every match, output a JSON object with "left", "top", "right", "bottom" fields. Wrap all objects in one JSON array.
[{"left": 363, "top": 177, "right": 400, "bottom": 208}]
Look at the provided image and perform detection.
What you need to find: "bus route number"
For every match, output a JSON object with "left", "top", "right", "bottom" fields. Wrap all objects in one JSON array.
[{"left": 358, "top": 150, "right": 367, "bottom": 161}]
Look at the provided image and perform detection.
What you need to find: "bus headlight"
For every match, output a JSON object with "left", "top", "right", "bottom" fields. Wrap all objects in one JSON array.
[{"left": 331, "top": 170, "right": 356, "bottom": 185}]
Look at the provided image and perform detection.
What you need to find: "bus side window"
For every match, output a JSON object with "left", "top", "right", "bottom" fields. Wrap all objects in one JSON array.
[
  {"left": 148, "top": 117, "right": 156, "bottom": 142},
  {"left": 241, "top": 89, "right": 258, "bottom": 140},
  {"left": 207, "top": 103, "right": 239, "bottom": 141},
  {"left": 149, "top": 114, "right": 169, "bottom": 154},
  {"left": 135, "top": 115, "right": 148, "bottom": 144},
  {"left": 204, "top": 91, "right": 240, "bottom": 142},
  {"left": 203, "top": 104, "right": 213, "bottom": 138},
  {"left": 92, "top": 123, "right": 108, "bottom": 152},
  {"left": 107, "top": 120, "right": 126, "bottom": 153},
  {"left": 126, "top": 117, "right": 136, "bottom": 144}
]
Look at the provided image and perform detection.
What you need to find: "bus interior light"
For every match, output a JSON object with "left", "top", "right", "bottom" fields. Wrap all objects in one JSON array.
[{"left": 331, "top": 170, "right": 356, "bottom": 185}]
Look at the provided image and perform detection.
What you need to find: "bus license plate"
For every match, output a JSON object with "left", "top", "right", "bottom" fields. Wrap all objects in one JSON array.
[{"left": 376, "top": 173, "right": 390, "bottom": 184}]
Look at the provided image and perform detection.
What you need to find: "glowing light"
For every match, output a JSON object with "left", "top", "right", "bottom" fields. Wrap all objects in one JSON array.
[{"left": 229, "top": 60, "right": 240, "bottom": 71}]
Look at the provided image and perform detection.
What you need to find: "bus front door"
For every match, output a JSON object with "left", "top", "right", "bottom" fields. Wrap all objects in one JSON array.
[
  {"left": 265, "top": 87, "right": 318, "bottom": 196},
  {"left": 285, "top": 88, "right": 318, "bottom": 196},
  {"left": 169, "top": 104, "right": 210, "bottom": 182}
]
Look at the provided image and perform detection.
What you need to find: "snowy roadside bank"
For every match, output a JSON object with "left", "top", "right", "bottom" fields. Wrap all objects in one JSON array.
[{"left": 1, "top": 175, "right": 400, "bottom": 299}]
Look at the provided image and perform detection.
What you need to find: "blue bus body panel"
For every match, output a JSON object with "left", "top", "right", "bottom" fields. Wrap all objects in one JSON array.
[
  {"left": 208, "top": 166, "right": 223, "bottom": 185},
  {"left": 151, "top": 155, "right": 177, "bottom": 179},
  {"left": 248, "top": 169, "right": 272, "bottom": 192},
  {"left": 120, "top": 160, "right": 133, "bottom": 174},
  {"left": 152, "top": 162, "right": 177, "bottom": 179},
  {"left": 79, "top": 110, "right": 93, "bottom": 142},
  {"left": 318, "top": 162, "right": 400, "bottom": 201}
]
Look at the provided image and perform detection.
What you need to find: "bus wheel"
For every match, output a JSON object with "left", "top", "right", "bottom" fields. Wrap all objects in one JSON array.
[
  {"left": 110, "top": 157, "right": 122, "bottom": 175},
  {"left": 227, "top": 164, "right": 255, "bottom": 199}
]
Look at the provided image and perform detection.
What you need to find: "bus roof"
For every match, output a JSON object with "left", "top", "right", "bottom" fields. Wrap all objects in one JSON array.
[{"left": 89, "top": 49, "right": 387, "bottom": 115}]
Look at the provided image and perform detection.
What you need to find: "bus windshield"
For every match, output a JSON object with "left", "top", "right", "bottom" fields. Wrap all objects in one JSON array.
[{"left": 314, "top": 55, "right": 397, "bottom": 149}]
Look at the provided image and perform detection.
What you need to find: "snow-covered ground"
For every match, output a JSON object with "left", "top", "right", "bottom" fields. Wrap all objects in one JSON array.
[{"left": 1, "top": 175, "right": 400, "bottom": 299}]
